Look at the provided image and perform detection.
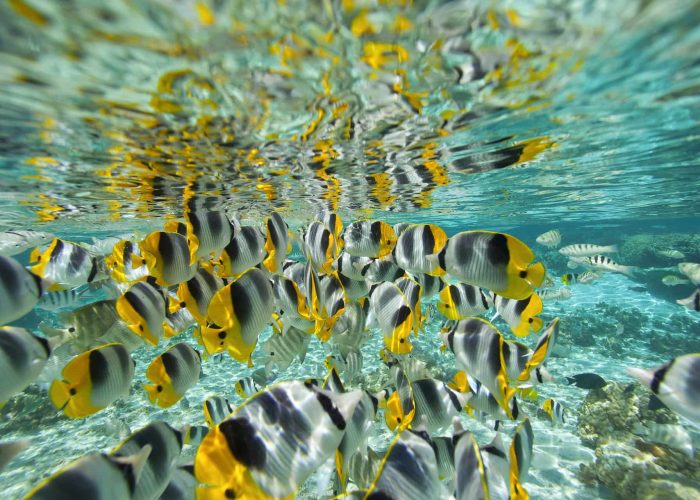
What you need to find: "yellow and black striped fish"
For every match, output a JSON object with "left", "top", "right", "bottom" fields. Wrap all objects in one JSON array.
[
  {"left": 144, "top": 342, "right": 201, "bottom": 408},
  {"left": 393, "top": 223, "right": 448, "bottom": 276},
  {"left": 134, "top": 231, "right": 197, "bottom": 286},
  {"left": 493, "top": 292, "right": 544, "bottom": 337},
  {"left": 204, "top": 396, "right": 233, "bottom": 427},
  {"left": 217, "top": 225, "right": 266, "bottom": 277},
  {"left": 437, "top": 283, "right": 493, "bottom": 321},
  {"left": 199, "top": 267, "right": 274, "bottom": 364},
  {"left": 30, "top": 238, "right": 102, "bottom": 289},
  {"left": 263, "top": 211, "right": 291, "bottom": 274},
  {"left": 369, "top": 281, "right": 414, "bottom": 354},
  {"left": 177, "top": 267, "right": 226, "bottom": 325},
  {"left": 194, "top": 380, "right": 363, "bottom": 498},
  {"left": 343, "top": 220, "right": 397, "bottom": 258},
  {"left": 116, "top": 281, "right": 174, "bottom": 346},
  {"left": 185, "top": 210, "right": 234, "bottom": 259},
  {"left": 49, "top": 343, "right": 135, "bottom": 418},
  {"left": 433, "top": 231, "right": 545, "bottom": 300}
]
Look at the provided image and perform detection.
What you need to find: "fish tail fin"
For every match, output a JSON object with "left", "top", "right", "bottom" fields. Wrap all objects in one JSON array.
[
  {"left": 565, "top": 376, "right": 575, "bottom": 385},
  {"left": 625, "top": 366, "right": 654, "bottom": 388},
  {"left": 531, "top": 317, "right": 544, "bottom": 333},
  {"left": 111, "top": 444, "right": 152, "bottom": 484},
  {"left": 525, "top": 262, "right": 546, "bottom": 288},
  {"left": 510, "top": 473, "right": 530, "bottom": 500}
]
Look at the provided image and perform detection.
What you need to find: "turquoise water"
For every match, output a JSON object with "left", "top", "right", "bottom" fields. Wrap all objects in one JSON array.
[{"left": 1, "top": 0, "right": 700, "bottom": 498}]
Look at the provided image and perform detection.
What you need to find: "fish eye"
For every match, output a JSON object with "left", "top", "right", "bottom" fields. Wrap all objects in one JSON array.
[
  {"left": 519, "top": 270, "right": 527, "bottom": 278},
  {"left": 218, "top": 331, "right": 226, "bottom": 339},
  {"left": 69, "top": 327, "right": 76, "bottom": 333},
  {"left": 270, "top": 352, "right": 275, "bottom": 356},
  {"left": 138, "top": 324, "right": 144, "bottom": 332},
  {"left": 156, "top": 385, "right": 163, "bottom": 392},
  {"left": 399, "top": 338, "right": 405, "bottom": 343},
  {"left": 528, "top": 318, "right": 533, "bottom": 323},
  {"left": 225, "top": 489, "right": 235, "bottom": 499},
  {"left": 180, "top": 301, "right": 186, "bottom": 308},
  {"left": 69, "top": 388, "right": 77, "bottom": 395}
]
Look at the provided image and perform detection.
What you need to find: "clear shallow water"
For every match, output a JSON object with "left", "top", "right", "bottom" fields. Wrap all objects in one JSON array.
[{"left": 1, "top": 0, "right": 700, "bottom": 498}]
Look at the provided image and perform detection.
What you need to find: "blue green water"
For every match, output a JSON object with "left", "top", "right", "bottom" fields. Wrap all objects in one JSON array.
[{"left": 1, "top": 0, "right": 700, "bottom": 498}]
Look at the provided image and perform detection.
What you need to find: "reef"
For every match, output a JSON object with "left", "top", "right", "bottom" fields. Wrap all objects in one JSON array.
[
  {"left": 576, "top": 382, "right": 700, "bottom": 499},
  {"left": 618, "top": 233, "right": 700, "bottom": 267}
]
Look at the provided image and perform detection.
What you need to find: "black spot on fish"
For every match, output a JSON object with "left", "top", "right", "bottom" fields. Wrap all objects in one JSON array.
[
  {"left": 220, "top": 418, "right": 267, "bottom": 469},
  {"left": 486, "top": 233, "right": 510, "bottom": 267},
  {"left": 225, "top": 489, "right": 235, "bottom": 499},
  {"left": 317, "top": 392, "right": 346, "bottom": 430}
]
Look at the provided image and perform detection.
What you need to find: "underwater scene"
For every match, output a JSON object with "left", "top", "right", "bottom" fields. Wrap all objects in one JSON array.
[{"left": 1, "top": 0, "right": 700, "bottom": 498}]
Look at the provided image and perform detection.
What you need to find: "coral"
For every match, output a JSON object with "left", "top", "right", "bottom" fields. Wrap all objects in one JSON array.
[
  {"left": 576, "top": 382, "right": 700, "bottom": 498},
  {"left": 618, "top": 233, "right": 700, "bottom": 267}
]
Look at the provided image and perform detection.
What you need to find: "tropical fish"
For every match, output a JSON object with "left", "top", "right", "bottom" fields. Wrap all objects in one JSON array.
[
  {"left": 134, "top": 231, "right": 197, "bottom": 286},
  {"left": 369, "top": 281, "right": 414, "bottom": 354},
  {"left": 302, "top": 220, "right": 340, "bottom": 273},
  {"left": 271, "top": 274, "right": 312, "bottom": 323},
  {"left": 185, "top": 210, "right": 234, "bottom": 259},
  {"left": 457, "top": 374, "right": 521, "bottom": 425},
  {"left": 0, "top": 326, "right": 62, "bottom": 405},
  {"left": 144, "top": 342, "right": 202, "bottom": 408},
  {"left": 234, "top": 376, "right": 262, "bottom": 399},
  {"left": 453, "top": 429, "right": 488, "bottom": 500},
  {"left": 263, "top": 211, "right": 291, "bottom": 274},
  {"left": 393, "top": 223, "right": 448, "bottom": 275},
  {"left": 342, "top": 220, "right": 397, "bottom": 258},
  {"left": 566, "top": 373, "right": 607, "bottom": 389},
  {"left": 537, "top": 287, "right": 572, "bottom": 301},
  {"left": 336, "top": 252, "right": 373, "bottom": 281},
  {"left": 41, "top": 299, "right": 140, "bottom": 354},
  {"left": 105, "top": 240, "right": 149, "bottom": 283},
  {"left": 516, "top": 317, "right": 560, "bottom": 384},
  {"left": 632, "top": 422, "right": 694, "bottom": 457},
  {"left": 569, "top": 255, "right": 635, "bottom": 277},
  {"left": 36, "top": 284, "right": 93, "bottom": 311},
  {"left": 86, "top": 234, "right": 134, "bottom": 256},
  {"left": 558, "top": 243, "right": 618, "bottom": 257},
  {"left": 364, "top": 428, "right": 441, "bottom": 499},
  {"left": 509, "top": 418, "right": 534, "bottom": 499},
  {"left": 363, "top": 254, "right": 405, "bottom": 282},
  {"left": 384, "top": 366, "right": 416, "bottom": 431},
  {"left": 326, "top": 346, "right": 363, "bottom": 383},
  {"left": 481, "top": 434, "right": 510, "bottom": 499},
  {"left": 204, "top": 396, "right": 233, "bottom": 427},
  {"left": 30, "top": 239, "right": 103, "bottom": 289},
  {"left": 331, "top": 299, "right": 369, "bottom": 349},
  {"left": 322, "top": 368, "right": 379, "bottom": 490},
  {"left": 176, "top": 267, "right": 226, "bottom": 324},
  {"left": 677, "top": 288, "right": 699, "bottom": 311},
  {"left": 437, "top": 283, "right": 492, "bottom": 321},
  {"left": 261, "top": 325, "right": 311, "bottom": 373},
  {"left": 543, "top": 398, "right": 566, "bottom": 425},
  {"left": 627, "top": 353, "right": 700, "bottom": 425},
  {"left": 199, "top": 267, "right": 274, "bottom": 363},
  {"left": 441, "top": 318, "right": 514, "bottom": 414},
  {"left": 217, "top": 225, "right": 266, "bottom": 277},
  {"left": 535, "top": 229, "right": 561, "bottom": 248},
  {"left": 313, "top": 272, "right": 347, "bottom": 340},
  {"left": 663, "top": 275, "right": 690, "bottom": 286},
  {"left": 657, "top": 249, "right": 685, "bottom": 259},
  {"left": 185, "top": 426, "right": 210, "bottom": 447},
  {"left": 160, "top": 465, "right": 197, "bottom": 500},
  {"left": 49, "top": 343, "right": 135, "bottom": 418},
  {"left": 25, "top": 447, "right": 152, "bottom": 500},
  {"left": 337, "top": 272, "right": 369, "bottom": 301},
  {"left": 410, "top": 272, "right": 444, "bottom": 299},
  {"left": 194, "top": 381, "right": 362, "bottom": 498},
  {"left": 0, "top": 440, "right": 29, "bottom": 472},
  {"left": 433, "top": 231, "right": 545, "bottom": 300},
  {"left": 561, "top": 271, "right": 600, "bottom": 285},
  {"left": 493, "top": 292, "right": 544, "bottom": 337},
  {"left": 316, "top": 211, "right": 343, "bottom": 242},
  {"left": 433, "top": 436, "right": 456, "bottom": 481},
  {"left": 410, "top": 378, "right": 470, "bottom": 432},
  {"left": 395, "top": 276, "right": 423, "bottom": 334},
  {"left": 678, "top": 262, "right": 700, "bottom": 285},
  {"left": 0, "top": 229, "right": 54, "bottom": 257},
  {"left": 112, "top": 421, "right": 186, "bottom": 500},
  {"left": 116, "top": 281, "right": 174, "bottom": 346}
]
